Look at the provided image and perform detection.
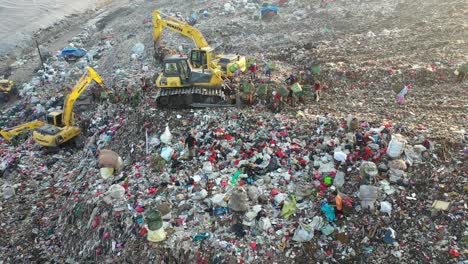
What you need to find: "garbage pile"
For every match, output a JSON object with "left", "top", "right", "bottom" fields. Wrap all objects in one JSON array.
[
  {"left": 2, "top": 106, "right": 465, "bottom": 262},
  {"left": 0, "top": 0, "right": 466, "bottom": 262}
]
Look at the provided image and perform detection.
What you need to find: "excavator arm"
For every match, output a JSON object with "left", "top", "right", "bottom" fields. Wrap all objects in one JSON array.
[
  {"left": 62, "top": 67, "right": 108, "bottom": 126},
  {"left": 0, "top": 120, "right": 45, "bottom": 142},
  {"left": 153, "top": 10, "right": 209, "bottom": 50}
]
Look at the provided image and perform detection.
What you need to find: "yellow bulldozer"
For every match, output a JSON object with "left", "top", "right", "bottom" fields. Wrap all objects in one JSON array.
[
  {"left": 0, "top": 67, "right": 109, "bottom": 147},
  {"left": 152, "top": 10, "right": 247, "bottom": 108},
  {"left": 0, "top": 79, "right": 18, "bottom": 102}
]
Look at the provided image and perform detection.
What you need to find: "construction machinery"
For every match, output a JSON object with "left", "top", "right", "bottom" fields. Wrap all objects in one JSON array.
[
  {"left": 0, "top": 67, "right": 108, "bottom": 147},
  {"left": 0, "top": 79, "right": 17, "bottom": 102},
  {"left": 152, "top": 10, "right": 246, "bottom": 108},
  {"left": 153, "top": 10, "right": 246, "bottom": 78}
]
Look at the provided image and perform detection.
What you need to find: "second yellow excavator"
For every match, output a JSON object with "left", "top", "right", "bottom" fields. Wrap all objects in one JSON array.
[{"left": 0, "top": 67, "right": 109, "bottom": 147}]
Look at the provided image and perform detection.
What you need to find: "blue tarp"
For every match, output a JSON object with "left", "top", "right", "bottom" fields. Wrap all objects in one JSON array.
[
  {"left": 261, "top": 5, "right": 279, "bottom": 15},
  {"left": 60, "top": 48, "right": 87, "bottom": 58}
]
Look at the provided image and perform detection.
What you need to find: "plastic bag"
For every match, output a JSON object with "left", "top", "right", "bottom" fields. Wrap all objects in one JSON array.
[
  {"left": 281, "top": 196, "right": 297, "bottom": 219},
  {"left": 100, "top": 167, "right": 114, "bottom": 180},
  {"left": 292, "top": 222, "right": 314, "bottom": 242},
  {"left": 106, "top": 184, "right": 126, "bottom": 200},
  {"left": 131, "top": 43, "right": 145, "bottom": 57},
  {"left": 321, "top": 224, "right": 335, "bottom": 236},
  {"left": 147, "top": 227, "right": 166, "bottom": 242},
  {"left": 359, "top": 185, "right": 379, "bottom": 210},
  {"left": 291, "top": 83, "right": 302, "bottom": 93},
  {"left": 160, "top": 147, "right": 174, "bottom": 162},
  {"left": 333, "top": 151, "right": 347, "bottom": 162},
  {"left": 380, "top": 201, "right": 392, "bottom": 215},
  {"left": 321, "top": 203, "right": 335, "bottom": 221},
  {"left": 259, "top": 217, "right": 272, "bottom": 230},
  {"left": 98, "top": 149, "right": 122, "bottom": 168},
  {"left": 387, "top": 134, "right": 406, "bottom": 158},
  {"left": 160, "top": 125, "right": 172, "bottom": 144},
  {"left": 360, "top": 161, "right": 378, "bottom": 178},
  {"left": 333, "top": 171, "right": 345, "bottom": 187}
]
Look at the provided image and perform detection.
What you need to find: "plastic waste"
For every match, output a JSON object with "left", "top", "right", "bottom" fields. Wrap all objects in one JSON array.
[
  {"left": 231, "top": 171, "right": 242, "bottom": 185},
  {"left": 333, "top": 151, "right": 347, "bottom": 162},
  {"left": 360, "top": 161, "right": 378, "bottom": 178},
  {"left": 292, "top": 222, "right": 314, "bottom": 242},
  {"left": 259, "top": 217, "right": 272, "bottom": 230},
  {"left": 333, "top": 171, "right": 345, "bottom": 187},
  {"left": 321, "top": 202, "right": 336, "bottom": 221},
  {"left": 160, "top": 147, "right": 174, "bottom": 162},
  {"left": 193, "top": 232, "right": 211, "bottom": 241},
  {"left": 380, "top": 201, "right": 392, "bottom": 215},
  {"left": 228, "top": 189, "right": 249, "bottom": 212},
  {"left": 106, "top": 184, "right": 126, "bottom": 200},
  {"left": 281, "top": 196, "right": 297, "bottom": 219},
  {"left": 131, "top": 43, "right": 145, "bottom": 57},
  {"left": 98, "top": 149, "right": 122, "bottom": 168},
  {"left": 358, "top": 185, "right": 379, "bottom": 210},
  {"left": 310, "top": 216, "right": 324, "bottom": 230},
  {"left": 211, "top": 193, "right": 227, "bottom": 207},
  {"left": 146, "top": 210, "right": 163, "bottom": 230},
  {"left": 321, "top": 224, "right": 335, "bottom": 236},
  {"left": 387, "top": 134, "right": 406, "bottom": 158},
  {"left": 2, "top": 184, "right": 15, "bottom": 199},
  {"left": 147, "top": 227, "right": 166, "bottom": 242},
  {"left": 383, "top": 228, "right": 397, "bottom": 244},
  {"left": 160, "top": 125, "right": 172, "bottom": 144},
  {"left": 100, "top": 167, "right": 114, "bottom": 180}
]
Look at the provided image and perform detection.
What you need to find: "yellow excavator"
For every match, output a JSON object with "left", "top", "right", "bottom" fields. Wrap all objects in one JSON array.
[
  {"left": 0, "top": 67, "right": 108, "bottom": 147},
  {"left": 0, "top": 79, "right": 17, "bottom": 102},
  {"left": 152, "top": 10, "right": 246, "bottom": 108}
]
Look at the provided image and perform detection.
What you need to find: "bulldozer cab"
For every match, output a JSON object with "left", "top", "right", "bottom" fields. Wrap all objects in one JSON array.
[{"left": 46, "top": 111, "right": 64, "bottom": 127}]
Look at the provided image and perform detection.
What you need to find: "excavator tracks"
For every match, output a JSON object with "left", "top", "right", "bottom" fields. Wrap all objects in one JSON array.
[{"left": 156, "top": 86, "right": 230, "bottom": 108}]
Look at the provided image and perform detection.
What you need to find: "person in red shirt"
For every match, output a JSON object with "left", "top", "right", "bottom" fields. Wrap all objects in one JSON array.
[
  {"left": 314, "top": 80, "right": 322, "bottom": 102},
  {"left": 249, "top": 63, "right": 258, "bottom": 79}
]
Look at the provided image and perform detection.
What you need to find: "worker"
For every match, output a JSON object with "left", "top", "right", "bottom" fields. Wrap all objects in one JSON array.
[
  {"left": 286, "top": 85, "right": 294, "bottom": 107},
  {"left": 396, "top": 83, "right": 411, "bottom": 104},
  {"left": 247, "top": 79, "right": 255, "bottom": 105},
  {"left": 185, "top": 132, "right": 197, "bottom": 159},
  {"left": 249, "top": 63, "right": 258, "bottom": 79},
  {"left": 456, "top": 63, "right": 467, "bottom": 83},
  {"left": 331, "top": 191, "right": 343, "bottom": 217},
  {"left": 265, "top": 62, "right": 272, "bottom": 80},
  {"left": 314, "top": 80, "right": 322, "bottom": 102},
  {"left": 285, "top": 72, "right": 296, "bottom": 85}
]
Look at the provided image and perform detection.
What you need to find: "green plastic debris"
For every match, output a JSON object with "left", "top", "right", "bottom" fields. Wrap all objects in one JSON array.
[
  {"left": 324, "top": 176, "right": 333, "bottom": 185},
  {"left": 278, "top": 86, "right": 289, "bottom": 97},
  {"left": 281, "top": 196, "right": 297, "bottom": 219},
  {"left": 311, "top": 65, "right": 321, "bottom": 75},
  {"left": 257, "top": 84, "right": 268, "bottom": 95},
  {"left": 243, "top": 83, "right": 254, "bottom": 93},
  {"left": 231, "top": 171, "right": 242, "bottom": 185},
  {"left": 291, "top": 83, "right": 302, "bottom": 93},
  {"left": 146, "top": 209, "right": 163, "bottom": 231}
]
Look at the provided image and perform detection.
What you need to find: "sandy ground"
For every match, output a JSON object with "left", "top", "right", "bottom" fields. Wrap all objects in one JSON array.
[{"left": 0, "top": 0, "right": 115, "bottom": 55}]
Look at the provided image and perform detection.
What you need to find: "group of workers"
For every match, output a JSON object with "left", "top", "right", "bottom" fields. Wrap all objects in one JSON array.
[{"left": 240, "top": 62, "right": 325, "bottom": 109}]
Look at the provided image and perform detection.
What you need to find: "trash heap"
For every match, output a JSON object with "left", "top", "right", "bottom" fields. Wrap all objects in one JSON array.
[
  {"left": 0, "top": 0, "right": 466, "bottom": 262},
  {"left": 2, "top": 106, "right": 465, "bottom": 263}
]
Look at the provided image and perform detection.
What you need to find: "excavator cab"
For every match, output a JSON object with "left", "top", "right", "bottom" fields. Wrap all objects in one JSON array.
[
  {"left": 190, "top": 49, "right": 208, "bottom": 69},
  {"left": 158, "top": 55, "right": 216, "bottom": 88},
  {"left": 46, "top": 111, "right": 64, "bottom": 127}
]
